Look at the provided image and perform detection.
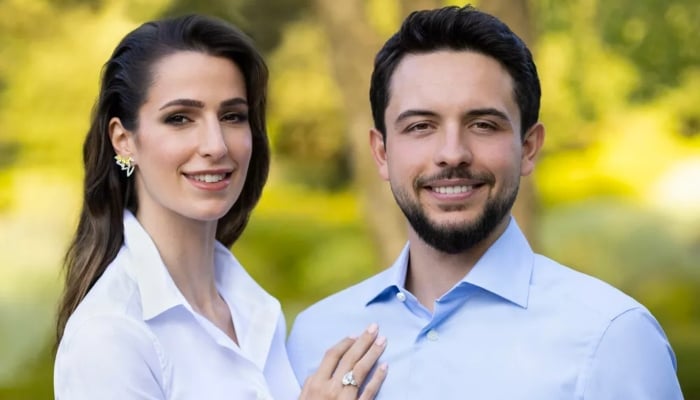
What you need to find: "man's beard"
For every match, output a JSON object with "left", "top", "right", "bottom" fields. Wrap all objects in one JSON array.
[{"left": 392, "top": 177, "right": 518, "bottom": 254}]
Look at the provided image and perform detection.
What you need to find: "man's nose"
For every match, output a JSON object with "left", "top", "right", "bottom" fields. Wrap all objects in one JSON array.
[{"left": 433, "top": 124, "right": 472, "bottom": 167}]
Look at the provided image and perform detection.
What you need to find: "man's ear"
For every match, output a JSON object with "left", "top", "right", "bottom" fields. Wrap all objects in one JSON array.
[
  {"left": 369, "top": 128, "right": 389, "bottom": 181},
  {"left": 520, "top": 122, "right": 545, "bottom": 177},
  {"left": 109, "top": 117, "right": 134, "bottom": 159}
]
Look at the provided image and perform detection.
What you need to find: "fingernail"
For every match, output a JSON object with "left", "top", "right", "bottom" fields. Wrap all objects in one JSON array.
[
  {"left": 375, "top": 335, "right": 386, "bottom": 346},
  {"left": 367, "top": 322, "right": 378, "bottom": 334},
  {"left": 379, "top": 362, "right": 388, "bottom": 371}
]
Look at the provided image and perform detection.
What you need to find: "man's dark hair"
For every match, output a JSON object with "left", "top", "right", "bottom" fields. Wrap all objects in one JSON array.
[{"left": 369, "top": 5, "right": 540, "bottom": 140}]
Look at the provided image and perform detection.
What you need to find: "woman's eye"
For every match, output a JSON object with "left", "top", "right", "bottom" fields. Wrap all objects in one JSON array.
[
  {"left": 222, "top": 112, "right": 248, "bottom": 123},
  {"left": 164, "top": 114, "right": 191, "bottom": 125}
]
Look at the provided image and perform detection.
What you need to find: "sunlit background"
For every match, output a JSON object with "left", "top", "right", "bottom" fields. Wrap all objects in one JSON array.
[{"left": 0, "top": 0, "right": 698, "bottom": 398}]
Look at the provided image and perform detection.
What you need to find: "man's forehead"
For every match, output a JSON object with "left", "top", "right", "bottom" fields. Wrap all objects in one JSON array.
[{"left": 385, "top": 50, "right": 517, "bottom": 117}]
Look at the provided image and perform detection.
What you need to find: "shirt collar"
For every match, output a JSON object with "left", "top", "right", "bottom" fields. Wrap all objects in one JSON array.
[
  {"left": 122, "top": 210, "right": 185, "bottom": 320},
  {"left": 363, "top": 244, "right": 410, "bottom": 305},
  {"left": 462, "top": 218, "right": 534, "bottom": 308},
  {"left": 121, "top": 211, "right": 281, "bottom": 369},
  {"left": 213, "top": 243, "right": 282, "bottom": 369},
  {"left": 366, "top": 217, "right": 534, "bottom": 308}
]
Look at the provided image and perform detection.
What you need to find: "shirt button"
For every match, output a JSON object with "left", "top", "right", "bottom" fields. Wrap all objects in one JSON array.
[
  {"left": 396, "top": 292, "right": 406, "bottom": 302},
  {"left": 427, "top": 329, "right": 439, "bottom": 341}
]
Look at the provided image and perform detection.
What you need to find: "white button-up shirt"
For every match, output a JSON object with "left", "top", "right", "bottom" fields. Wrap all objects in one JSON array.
[{"left": 55, "top": 211, "right": 300, "bottom": 399}]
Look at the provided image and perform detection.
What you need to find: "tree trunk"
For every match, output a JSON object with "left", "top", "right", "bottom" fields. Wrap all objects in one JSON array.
[{"left": 314, "top": 0, "right": 406, "bottom": 267}]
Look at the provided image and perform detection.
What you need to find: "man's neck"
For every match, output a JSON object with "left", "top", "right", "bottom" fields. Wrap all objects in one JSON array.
[{"left": 404, "top": 218, "right": 510, "bottom": 312}]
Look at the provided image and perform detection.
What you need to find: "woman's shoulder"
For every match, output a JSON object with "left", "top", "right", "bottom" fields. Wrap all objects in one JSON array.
[
  {"left": 61, "top": 249, "right": 148, "bottom": 346},
  {"left": 54, "top": 310, "right": 168, "bottom": 399},
  {"left": 77, "top": 250, "right": 142, "bottom": 310}
]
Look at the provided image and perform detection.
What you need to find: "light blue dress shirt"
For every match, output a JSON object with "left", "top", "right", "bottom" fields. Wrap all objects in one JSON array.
[
  {"left": 55, "top": 211, "right": 300, "bottom": 400},
  {"left": 287, "top": 218, "right": 683, "bottom": 399}
]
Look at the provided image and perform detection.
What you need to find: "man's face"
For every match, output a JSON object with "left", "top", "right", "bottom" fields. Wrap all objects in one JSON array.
[{"left": 370, "top": 50, "right": 543, "bottom": 254}]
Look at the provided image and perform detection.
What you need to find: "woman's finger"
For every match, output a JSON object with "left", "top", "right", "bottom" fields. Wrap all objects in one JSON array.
[
  {"left": 332, "top": 323, "right": 380, "bottom": 384},
  {"left": 341, "top": 333, "right": 386, "bottom": 390},
  {"left": 299, "top": 338, "right": 355, "bottom": 400},
  {"left": 299, "top": 323, "right": 387, "bottom": 399},
  {"left": 315, "top": 336, "right": 356, "bottom": 379},
  {"left": 358, "top": 363, "right": 388, "bottom": 400}
]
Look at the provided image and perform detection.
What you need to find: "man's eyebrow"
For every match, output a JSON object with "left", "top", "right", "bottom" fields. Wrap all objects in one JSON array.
[
  {"left": 158, "top": 99, "right": 204, "bottom": 110},
  {"left": 464, "top": 108, "right": 510, "bottom": 122},
  {"left": 394, "top": 109, "right": 439, "bottom": 125},
  {"left": 394, "top": 108, "right": 511, "bottom": 125}
]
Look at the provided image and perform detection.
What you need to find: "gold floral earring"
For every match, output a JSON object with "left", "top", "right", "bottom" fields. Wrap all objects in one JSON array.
[{"left": 114, "top": 154, "right": 135, "bottom": 177}]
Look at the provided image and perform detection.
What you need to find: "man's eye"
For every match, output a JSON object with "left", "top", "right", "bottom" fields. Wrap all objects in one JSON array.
[
  {"left": 473, "top": 121, "right": 496, "bottom": 131},
  {"left": 408, "top": 122, "right": 432, "bottom": 132}
]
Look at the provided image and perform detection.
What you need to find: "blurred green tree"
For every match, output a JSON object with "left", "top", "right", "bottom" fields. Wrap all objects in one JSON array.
[{"left": 1, "top": 0, "right": 699, "bottom": 398}]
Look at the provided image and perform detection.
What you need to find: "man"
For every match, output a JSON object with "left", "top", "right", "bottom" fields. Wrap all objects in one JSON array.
[{"left": 287, "top": 5, "right": 682, "bottom": 399}]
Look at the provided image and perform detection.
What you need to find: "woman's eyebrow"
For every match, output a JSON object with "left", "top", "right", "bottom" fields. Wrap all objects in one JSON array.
[{"left": 158, "top": 98, "right": 204, "bottom": 110}]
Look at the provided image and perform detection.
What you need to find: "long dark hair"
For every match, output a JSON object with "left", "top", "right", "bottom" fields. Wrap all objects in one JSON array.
[{"left": 56, "top": 14, "right": 270, "bottom": 343}]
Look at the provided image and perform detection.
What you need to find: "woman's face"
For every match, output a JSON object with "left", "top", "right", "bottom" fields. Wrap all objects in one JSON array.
[{"left": 120, "top": 51, "right": 253, "bottom": 226}]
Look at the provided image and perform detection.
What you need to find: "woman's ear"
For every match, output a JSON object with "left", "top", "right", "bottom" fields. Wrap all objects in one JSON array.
[{"left": 109, "top": 117, "right": 134, "bottom": 158}]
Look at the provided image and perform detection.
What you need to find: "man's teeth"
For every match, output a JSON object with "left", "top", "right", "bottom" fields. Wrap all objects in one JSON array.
[
  {"left": 433, "top": 185, "right": 472, "bottom": 194},
  {"left": 192, "top": 174, "right": 225, "bottom": 183}
]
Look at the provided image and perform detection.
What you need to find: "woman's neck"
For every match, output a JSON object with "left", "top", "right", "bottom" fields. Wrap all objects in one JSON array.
[
  {"left": 136, "top": 207, "right": 238, "bottom": 343},
  {"left": 136, "top": 207, "right": 219, "bottom": 309}
]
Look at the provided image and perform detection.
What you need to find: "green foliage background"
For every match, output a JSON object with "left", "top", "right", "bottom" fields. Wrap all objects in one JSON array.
[{"left": 0, "top": 0, "right": 698, "bottom": 398}]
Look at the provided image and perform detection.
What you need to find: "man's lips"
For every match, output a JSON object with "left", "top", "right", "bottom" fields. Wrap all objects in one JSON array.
[{"left": 428, "top": 184, "right": 476, "bottom": 194}]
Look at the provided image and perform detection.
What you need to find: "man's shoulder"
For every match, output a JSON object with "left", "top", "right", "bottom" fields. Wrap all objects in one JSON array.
[
  {"left": 297, "top": 267, "right": 392, "bottom": 323},
  {"left": 290, "top": 266, "right": 396, "bottom": 341},
  {"left": 287, "top": 268, "right": 392, "bottom": 381},
  {"left": 532, "top": 254, "right": 646, "bottom": 321}
]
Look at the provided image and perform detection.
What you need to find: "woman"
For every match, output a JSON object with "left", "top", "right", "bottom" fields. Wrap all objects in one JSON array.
[{"left": 54, "top": 14, "right": 386, "bottom": 399}]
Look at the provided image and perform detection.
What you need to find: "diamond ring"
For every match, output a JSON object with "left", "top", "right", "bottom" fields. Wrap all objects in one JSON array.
[{"left": 341, "top": 370, "right": 359, "bottom": 387}]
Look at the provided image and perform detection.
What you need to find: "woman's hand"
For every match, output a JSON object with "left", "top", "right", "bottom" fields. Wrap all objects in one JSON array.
[{"left": 299, "top": 323, "right": 388, "bottom": 399}]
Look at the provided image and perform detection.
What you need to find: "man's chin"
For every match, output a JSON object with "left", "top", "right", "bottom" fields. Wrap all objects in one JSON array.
[
  {"left": 424, "top": 211, "right": 483, "bottom": 229},
  {"left": 409, "top": 208, "right": 511, "bottom": 254}
]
